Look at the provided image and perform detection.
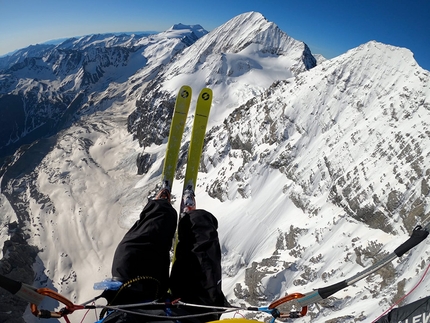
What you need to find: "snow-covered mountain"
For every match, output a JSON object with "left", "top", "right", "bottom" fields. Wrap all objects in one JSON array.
[
  {"left": 1, "top": 11, "right": 430, "bottom": 323},
  {"left": 128, "top": 11, "right": 315, "bottom": 153},
  {"left": 0, "top": 25, "right": 207, "bottom": 159}
]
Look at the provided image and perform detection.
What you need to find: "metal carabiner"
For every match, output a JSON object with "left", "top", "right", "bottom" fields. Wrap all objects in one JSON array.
[
  {"left": 268, "top": 292, "right": 308, "bottom": 319},
  {"left": 30, "top": 287, "right": 83, "bottom": 321}
]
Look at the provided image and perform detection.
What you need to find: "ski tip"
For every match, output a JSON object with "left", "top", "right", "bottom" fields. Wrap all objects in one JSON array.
[
  {"left": 178, "top": 85, "right": 192, "bottom": 99},
  {"left": 200, "top": 87, "right": 212, "bottom": 95},
  {"left": 198, "top": 88, "right": 213, "bottom": 105}
]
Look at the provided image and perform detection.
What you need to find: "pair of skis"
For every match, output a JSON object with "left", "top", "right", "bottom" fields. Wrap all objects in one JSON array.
[{"left": 161, "top": 85, "right": 212, "bottom": 212}]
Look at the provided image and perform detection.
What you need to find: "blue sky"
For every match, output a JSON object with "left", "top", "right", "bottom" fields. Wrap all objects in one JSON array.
[{"left": 1, "top": 0, "right": 429, "bottom": 70}]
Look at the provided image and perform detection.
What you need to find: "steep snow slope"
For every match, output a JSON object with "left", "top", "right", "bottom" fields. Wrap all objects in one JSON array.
[
  {"left": 12, "top": 40, "right": 427, "bottom": 323},
  {"left": 165, "top": 11, "right": 316, "bottom": 125},
  {"left": 1, "top": 12, "right": 430, "bottom": 323},
  {"left": 129, "top": 12, "right": 316, "bottom": 150},
  {"left": 204, "top": 40, "right": 430, "bottom": 322}
]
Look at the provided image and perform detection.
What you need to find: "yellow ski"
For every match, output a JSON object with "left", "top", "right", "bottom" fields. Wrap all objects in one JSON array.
[
  {"left": 162, "top": 85, "right": 192, "bottom": 188},
  {"left": 172, "top": 87, "right": 212, "bottom": 266},
  {"left": 181, "top": 87, "right": 212, "bottom": 196}
]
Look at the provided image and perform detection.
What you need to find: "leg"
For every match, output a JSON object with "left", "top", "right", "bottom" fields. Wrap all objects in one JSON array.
[
  {"left": 170, "top": 209, "right": 226, "bottom": 309},
  {"left": 111, "top": 199, "right": 177, "bottom": 301}
]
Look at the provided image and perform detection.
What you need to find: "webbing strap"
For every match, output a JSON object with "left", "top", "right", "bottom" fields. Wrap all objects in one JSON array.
[{"left": 99, "top": 276, "right": 161, "bottom": 319}]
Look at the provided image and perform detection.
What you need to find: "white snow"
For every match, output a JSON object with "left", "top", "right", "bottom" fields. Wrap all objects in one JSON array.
[{"left": 1, "top": 12, "right": 430, "bottom": 323}]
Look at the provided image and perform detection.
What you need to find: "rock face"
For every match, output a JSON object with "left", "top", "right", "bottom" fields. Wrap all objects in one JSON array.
[
  {"left": 1, "top": 11, "right": 430, "bottom": 323},
  {"left": 0, "top": 223, "right": 39, "bottom": 323},
  {"left": 205, "top": 41, "right": 430, "bottom": 320}
]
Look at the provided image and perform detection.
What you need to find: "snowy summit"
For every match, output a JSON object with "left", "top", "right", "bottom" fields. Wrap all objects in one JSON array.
[{"left": 0, "top": 11, "right": 429, "bottom": 323}]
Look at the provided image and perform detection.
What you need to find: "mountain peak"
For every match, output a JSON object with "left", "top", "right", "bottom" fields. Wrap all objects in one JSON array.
[
  {"left": 199, "top": 11, "right": 287, "bottom": 54},
  {"left": 228, "top": 11, "right": 268, "bottom": 25},
  {"left": 160, "top": 23, "right": 208, "bottom": 43},
  {"left": 323, "top": 40, "right": 425, "bottom": 79},
  {"left": 163, "top": 11, "right": 316, "bottom": 80},
  {"left": 169, "top": 23, "right": 207, "bottom": 38}
]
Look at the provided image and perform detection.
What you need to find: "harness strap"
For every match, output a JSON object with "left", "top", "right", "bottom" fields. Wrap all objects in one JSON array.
[{"left": 99, "top": 276, "right": 161, "bottom": 319}]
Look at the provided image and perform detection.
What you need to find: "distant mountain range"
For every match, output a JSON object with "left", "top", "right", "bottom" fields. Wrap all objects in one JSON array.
[{"left": 1, "top": 11, "right": 429, "bottom": 323}]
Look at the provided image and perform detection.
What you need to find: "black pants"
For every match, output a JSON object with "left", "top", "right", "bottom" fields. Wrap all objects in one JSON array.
[{"left": 110, "top": 199, "right": 226, "bottom": 320}]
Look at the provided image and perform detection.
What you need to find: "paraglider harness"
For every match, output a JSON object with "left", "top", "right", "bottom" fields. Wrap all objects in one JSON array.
[{"left": 1, "top": 223, "right": 429, "bottom": 322}]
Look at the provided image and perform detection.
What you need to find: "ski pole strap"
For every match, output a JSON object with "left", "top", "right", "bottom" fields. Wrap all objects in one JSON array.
[{"left": 394, "top": 225, "right": 429, "bottom": 257}]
